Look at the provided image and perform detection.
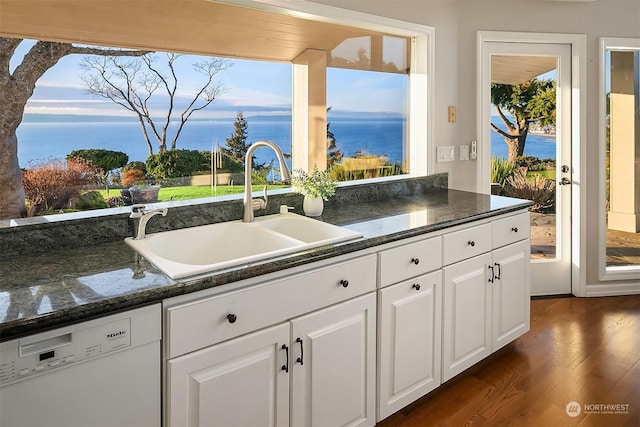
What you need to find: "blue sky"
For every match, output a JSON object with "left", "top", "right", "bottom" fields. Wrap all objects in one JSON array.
[{"left": 12, "top": 39, "right": 407, "bottom": 120}]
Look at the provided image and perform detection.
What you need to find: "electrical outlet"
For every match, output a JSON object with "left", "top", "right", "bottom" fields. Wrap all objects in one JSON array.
[
  {"left": 448, "top": 106, "right": 456, "bottom": 123},
  {"left": 437, "top": 146, "right": 455, "bottom": 162},
  {"left": 470, "top": 140, "right": 477, "bottom": 160}
]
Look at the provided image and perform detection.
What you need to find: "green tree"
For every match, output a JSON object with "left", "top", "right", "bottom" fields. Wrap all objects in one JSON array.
[
  {"left": 491, "top": 78, "right": 556, "bottom": 162},
  {"left": 221, "top": 112, "right": 260, "bottom": 168},
  {"left": 67, "top": 149, "right": 128, "bottom": 193},
  {"left": 326, "top": 107, "right": 343, "bottom": 167}
]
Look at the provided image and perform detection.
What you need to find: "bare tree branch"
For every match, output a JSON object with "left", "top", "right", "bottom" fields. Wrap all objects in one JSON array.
[{"left": 81, "top": 53, "right": 231, "bottom": 154}]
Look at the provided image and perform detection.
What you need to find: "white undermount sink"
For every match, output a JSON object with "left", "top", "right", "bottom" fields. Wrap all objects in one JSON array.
[{"left": 125, "top": 213, "right": 362, "bottom": 279}]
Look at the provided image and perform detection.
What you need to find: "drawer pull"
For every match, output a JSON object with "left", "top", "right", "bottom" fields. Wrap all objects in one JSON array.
[
  {"left": 411, "top": 258, "right": 420, "bottom": 265},
  {"left": 511, "top": 227, "right": 519, "bottom": 233},
  {"left": 494, "top": 262, "right": 501, "bottom": 280},
  {"left": 281, "top": 344, "right": 289, "bottom": 373},
  {"left": 488, "top": 265, "right": 494, "bottom": 283},
  {"left": 412, "top": 284, "right": 421, "bottom": 291},
  {"left": 226, "top": 313, "right": 237, "bottom": 324},
  {"left": 340, "top": 279, "right": 349, "bottom": 288},
  {"left": 296, "top": 337, "right": 304, "bottom": 365},
  {"left": 468, "top": 240, "right": 476, "bottom": 247}
]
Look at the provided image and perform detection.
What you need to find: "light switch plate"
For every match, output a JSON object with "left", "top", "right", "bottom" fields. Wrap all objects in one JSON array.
[
  {"left": 460, "top": 144, "right": 469, "bottom": 160},
  {"left": 437, "top": 146, "right": 455, "bottom": 162}
]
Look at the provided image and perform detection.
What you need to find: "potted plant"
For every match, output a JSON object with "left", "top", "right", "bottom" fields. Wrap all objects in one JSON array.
[{"left": 291, "top": 164, "right": 337, "bottom": 216}]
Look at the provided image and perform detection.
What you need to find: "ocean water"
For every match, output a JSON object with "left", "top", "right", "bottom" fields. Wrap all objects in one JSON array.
[{"left": 15, "top": 118, "right": 555, "bottom": 169}]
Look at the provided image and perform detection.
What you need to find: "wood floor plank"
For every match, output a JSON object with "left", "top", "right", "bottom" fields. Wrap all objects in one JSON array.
[{"left": 377, "top": 295, "right": 640, "bottom": 427}]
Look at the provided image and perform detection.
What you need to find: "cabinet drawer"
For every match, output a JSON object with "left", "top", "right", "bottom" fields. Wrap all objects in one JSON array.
[
  {"left": 166, "top": 254, "right": 377, "bottom": 358},
  {"left": 492, "top": 212, "right": 530, "bottom": 249},
  {"left": 379, "top": 236, "right": 442, "bottom": 287},
  {"left": 442, "top": 223, "right": 492, "bottom": 265}
]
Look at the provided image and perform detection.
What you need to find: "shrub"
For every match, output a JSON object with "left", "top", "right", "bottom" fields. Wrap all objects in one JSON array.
[
  {"left": 122, "top": 161, "right": 147, "bottom": 173},
  {"left": 22, "top": 158, "right": 101, "bottom": 216},
  {"left": 490, "top": 156, "right": 515, "bottom": 191},
  {"left": 121, "top": 169, "right": 146, "bottom": 187},
  {"left": 329, "top": 156, "right": 404, "bottom": 181},
  {"left": 67, "top": 149, "right": 128, "bottom": 173},
  {"left": 105, "top": 196, "right": 127, "bottom": 208},
  {"left": 503, "top": 168, "right": 555, "bottom": 213},
  {"left": 72, "top": 190, "right": 108, "bottom": 210},
  {"left": 146, "top": 149, "right": 208, "bottom": 181},
  {"left": 513, "top": 156, "right": 555, "bottom": 172}
]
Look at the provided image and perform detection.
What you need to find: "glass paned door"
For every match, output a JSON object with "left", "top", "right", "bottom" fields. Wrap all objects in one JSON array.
[{"left": 484, "top": 42, "right": 572, "bottom": 295}]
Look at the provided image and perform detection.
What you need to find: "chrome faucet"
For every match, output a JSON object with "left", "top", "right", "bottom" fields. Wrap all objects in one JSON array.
[
  {"left": 129, "top": 204, "right": 168, "bottom": 239},
  {"left": 243, "top": 140, "right": 291, "bottom": 222}
]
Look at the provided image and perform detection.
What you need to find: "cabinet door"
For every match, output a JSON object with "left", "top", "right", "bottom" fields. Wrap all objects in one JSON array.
[
  {"left": 492, "top": 239, "right": 531, "bottom": 351},
  {"left": 442, "top": 253, "right": 492, "bottom": 382},
  {"left": 167, "top": 323, "right": 290, "bottom": 427},
  {"left": 291, "top": 293, "right": 376, "bottom": 427},
  {"left": 377, "top": 271, "right": 442, "bottom": 421}
]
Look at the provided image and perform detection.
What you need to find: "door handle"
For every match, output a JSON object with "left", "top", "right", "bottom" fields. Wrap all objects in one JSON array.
[
  {"left": 559, "top": 177, "right": 571, "bottom": 186},
  {"left": 281, "top": 344, "right": 289, "bottom": 373},
  {"left": 296, "top": 337, "right": 304, "bottom": 365}
]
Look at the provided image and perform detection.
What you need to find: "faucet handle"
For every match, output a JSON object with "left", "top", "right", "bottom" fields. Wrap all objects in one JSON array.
[
  {"left": 130, "top": 204, "right": 146, "bottom": 218},
  {"left": 251, "top": 186, "right": 268, "bottom": 211}
]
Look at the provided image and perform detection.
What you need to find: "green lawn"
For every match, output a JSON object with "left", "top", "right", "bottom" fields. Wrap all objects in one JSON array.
[
  {"left": 527, "top": 170, "right": 556, "bottom": 180},
  {"left": 99, "top": 185, "right": 288, "bottom": 201}
]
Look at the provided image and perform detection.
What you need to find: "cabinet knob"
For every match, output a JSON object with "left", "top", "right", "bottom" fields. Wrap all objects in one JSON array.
[
  {"left": 227, "top": 313, "right": 237, "bottom": 324},
  {"left": 412, "top": 284, "right": 421, "bottom": 291},
  {"left": 411, "top": 258, "right": 420, "bottom": 265},
  {"left": 511, "top": 227, "right": 519, "bottom": 232},
  {"left": 468, "top": 240, "right": 475, "bottom": 247},
  {"left": 340, "top": 279, "right": 349, "bottom": 288}
]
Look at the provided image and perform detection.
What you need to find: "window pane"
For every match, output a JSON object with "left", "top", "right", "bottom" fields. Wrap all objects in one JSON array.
[
  {"left": 605, "top": 50, "right": 640, "bottom": 268},
  {"left": 326, "top": 67, "right": 408, "bottom": 181},
  {"left": 7, "top": 38, "right": 292, "bottom": 218}
]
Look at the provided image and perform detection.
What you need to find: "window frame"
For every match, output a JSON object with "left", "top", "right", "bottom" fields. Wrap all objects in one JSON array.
[{"left": 598, "top": 36, "right": 640, "bottom": 283}]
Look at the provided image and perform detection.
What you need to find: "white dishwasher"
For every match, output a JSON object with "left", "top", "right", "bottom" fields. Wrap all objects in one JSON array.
[{"left": 0, "top": 304, "right": 161, "bottom": 427}]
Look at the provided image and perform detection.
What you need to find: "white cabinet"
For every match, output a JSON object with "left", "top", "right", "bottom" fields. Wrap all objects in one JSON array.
[
  {"left": 442, "top": 253, "right": 493, "bottom": 381},
  {"left": 291, "top": 293, "right": 376, "bottom": 427},
  {"left": 167, "top": 294, "right": 376, "bottom": 427},
  {"left": 492, "top": 239, "right": 531, "bottom": 351},
  {"left": 167, "top": 323, "right": 290, "bottom": 427},
  {"left": 377, "top": 271, "right": 442, "bottom": 420},
  {"left": 442, "top": 215, "right": 531, "bottom": 382},
  {"left": 165, "top": 254, "right": 377, "bottom": 427}
]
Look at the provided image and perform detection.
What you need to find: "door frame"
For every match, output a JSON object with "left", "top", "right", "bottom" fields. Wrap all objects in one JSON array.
[{"left": 477, "top": 31, "right": 587, "bottom": 296}]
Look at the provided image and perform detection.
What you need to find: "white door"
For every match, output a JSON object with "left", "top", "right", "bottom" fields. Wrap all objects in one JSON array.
[
  {"left": 378, "top": 271, "right": 442, "bottom": 421},
  {"left": 167, "top": 323, "right": 290, "bottom": 427},
  {"left": 481, "top": 40, "right": 573, "bottom": 295},
  {"left": 290, "top": 293, "right": 376, "bottom": 427},
  {"left": 442, "top": 253, "right": 492, "bottom": 382}
]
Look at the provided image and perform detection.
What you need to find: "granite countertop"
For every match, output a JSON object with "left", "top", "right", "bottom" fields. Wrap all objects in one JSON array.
[{"left": 0, "top": 189, "right": 531, "bottom": 341}]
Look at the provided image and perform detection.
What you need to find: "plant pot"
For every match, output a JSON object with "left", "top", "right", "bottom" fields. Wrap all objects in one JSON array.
[
  {"left": 303, "top": 196, "right": 324, "bottom": 217},
  {"left": 129, "top": 185, "right": 161, "bottom": 204}
]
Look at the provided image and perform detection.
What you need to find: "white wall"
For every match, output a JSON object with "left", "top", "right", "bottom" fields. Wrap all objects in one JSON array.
[{"left": 311, "top": 0, "right": 640, "bottom": 289}]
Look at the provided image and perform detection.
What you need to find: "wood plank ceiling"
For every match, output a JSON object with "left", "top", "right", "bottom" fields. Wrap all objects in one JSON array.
[{"left": 491, "top": 55, "right": 557, "bottom": 84}]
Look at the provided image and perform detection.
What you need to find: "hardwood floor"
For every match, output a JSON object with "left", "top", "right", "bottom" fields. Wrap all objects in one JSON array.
[{"left": 377, "top": 295, "right": 640, "bottom": 427}]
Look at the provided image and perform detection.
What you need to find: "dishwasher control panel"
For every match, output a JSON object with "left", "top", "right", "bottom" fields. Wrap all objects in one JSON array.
[{"left": 0, "top": 317, "right": 131, "bottom": 386}]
